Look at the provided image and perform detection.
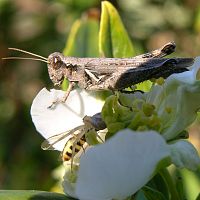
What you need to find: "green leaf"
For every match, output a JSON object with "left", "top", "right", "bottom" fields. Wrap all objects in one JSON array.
[
  {"left": 194, "top": 5, "right": 200, "bottom": 33},
  {"left": 135, "top": 190, "right": 148, "bottom": 200},
  {"left": 196, "top": 193, "right": 200, "bottom": 200},
  {"left": 148, "top": 173, "right": 169, "bottom": 199},
  {"left": 136, "top": 81, "right": 153, "bottom": 92},
  {"left": 99, "top": 1, "right": 135, "bottom": 58},
  {"left": 63, "top": 18, "right": 99, "bottom": 57},
  {"left": 0, "top": 190, "right": 75, "bottom": 200},
  {"left": 159, "top": 169, "right": 180, "bottom": 200},
  {"left": 61, "top": 78, "right": 69, "bottom": 91},
  {"left": 176, "top": 175, "right": 185, "bottom": 200},
  {"left": 180, "top": 168, "right": 200, "bottom": 200},
  {"left": 142, "top": 186, "right": 167, "bottom": 200}
]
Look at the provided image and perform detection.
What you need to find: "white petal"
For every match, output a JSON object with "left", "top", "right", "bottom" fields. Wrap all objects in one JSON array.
[
  {"left": 146, "top": 57, "right": 200, "bottom": 140},
  {"left": 169, "top": 140, "right": 200, "bottom": 171},
  {"left": 167, "top": 56, "right": 200, "bottom": 84},
  {"left": 62, "top": 166, "right": 78, "bottom": 199},
  {"left": 30, "top": 88, "right": 103, "bottom": 151},
  {"left": 75, "top": 129, "right": 170, "bottom": 200}
]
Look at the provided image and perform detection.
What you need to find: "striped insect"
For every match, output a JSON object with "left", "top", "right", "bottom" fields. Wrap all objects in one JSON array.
[{"left": 41, "top": 113, "right": 106, "bottom": 168}]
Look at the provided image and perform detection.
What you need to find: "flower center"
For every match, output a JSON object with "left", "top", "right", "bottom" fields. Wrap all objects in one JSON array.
[{"left": 128, "top": 99, "right": 161, "bottom": 132}]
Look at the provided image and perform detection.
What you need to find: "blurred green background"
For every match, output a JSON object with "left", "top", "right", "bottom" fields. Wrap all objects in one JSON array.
[{"left": 0, "top": 0, "right": 200, "bottom": 197}]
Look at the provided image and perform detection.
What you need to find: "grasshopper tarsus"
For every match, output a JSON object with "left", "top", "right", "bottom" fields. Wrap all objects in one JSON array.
[
  {"left": 47, "top": 97, "right": 67, "bottom": 109},
  {"left": 47, "top": 101, "right": 57, "bottom": 109}
]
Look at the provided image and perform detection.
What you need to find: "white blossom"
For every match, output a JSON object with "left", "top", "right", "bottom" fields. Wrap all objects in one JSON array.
[{"left": 31, "top": 88, "right": 104, "bottom": 151}]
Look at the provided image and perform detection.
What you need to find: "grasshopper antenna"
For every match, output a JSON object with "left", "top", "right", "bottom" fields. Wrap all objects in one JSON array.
[{"left": 2, "top": 48, "right": 48, "bottom": 63}]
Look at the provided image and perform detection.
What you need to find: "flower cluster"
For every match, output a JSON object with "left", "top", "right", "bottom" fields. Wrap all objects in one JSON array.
[{"left": 31, "top": 57, "right": 200, "bottom": 200}]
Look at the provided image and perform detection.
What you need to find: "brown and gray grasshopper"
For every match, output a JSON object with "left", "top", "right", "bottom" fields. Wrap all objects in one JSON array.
[{"left": 3, "top": 42, "right": 194, "bottom": 105}]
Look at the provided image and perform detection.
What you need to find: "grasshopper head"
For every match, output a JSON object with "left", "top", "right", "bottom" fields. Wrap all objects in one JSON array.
[{"left": 47, "top": 52, "right": 66, "bottom": 86}]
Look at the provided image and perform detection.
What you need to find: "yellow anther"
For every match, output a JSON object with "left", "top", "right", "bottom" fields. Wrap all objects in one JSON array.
[
  {"left": 137, "top": 125, "right": 148, "bottom": 131},
  {"left": 196, "top": 69, "right": 200, "bottom": 80},
  {"left": 150, "top": 78, "right": 157, "bottom": 83},
  {"left": 165, "top": 107, "right": 172, "bottom": 114},
  {"left": 156, "top": 77, "right": 165, "bottom": 85},
  {"left": 148, "top": 115, "right": 161, "bottom": 131},
  {"left": 142, "top": 103, "right": 155, "bottom": 117}
]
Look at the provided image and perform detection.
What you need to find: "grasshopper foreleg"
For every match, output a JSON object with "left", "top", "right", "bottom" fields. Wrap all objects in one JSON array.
[{"left": 48, "top": 81, "right": 76, "bottom": 109}]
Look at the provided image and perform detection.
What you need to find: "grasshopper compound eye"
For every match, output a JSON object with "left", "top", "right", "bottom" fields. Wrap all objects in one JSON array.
[
  {"left": 46, "top": 52, "right": 66, "bottom": 86},
  {"left": 48, "top": 53, "right": 65, "bottom": 70}
]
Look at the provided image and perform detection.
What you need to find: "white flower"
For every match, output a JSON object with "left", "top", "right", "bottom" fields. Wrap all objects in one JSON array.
[
  {"left": 30, "top": 57, "right": 200, "bottom": 200},
  {"left": 74, "top": 129, "right": 170, "bottom": 200},
  {"left": 30, "top": 88, "right": 104, "bottom": 151},
  {"left": 146, "top": 56, "right": 200, "bottom": 140},
  {"left": 169, "top": 140, "right": 200, "bottom": 171},
  {"left": 101, "top": 57, "right": 200, "bottom": 142}
]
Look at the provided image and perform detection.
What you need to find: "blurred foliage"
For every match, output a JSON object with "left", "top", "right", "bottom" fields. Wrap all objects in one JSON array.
[
  {"left": 0, "top": 0, "right": 200, "bottom": 199},
  {"left": 99, "top": 1, "right": 135, "bottom": 57},
  {"left": 63, "top": 18, "right": 99, "bottom": 57},
  {"left": 0, "top": 190, "right": 71, "bottom": 200}
]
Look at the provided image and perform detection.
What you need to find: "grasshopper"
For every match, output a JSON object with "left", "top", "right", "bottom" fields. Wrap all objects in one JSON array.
[{"left": 3, "top": 42, "right": 194, "bottom": 106}]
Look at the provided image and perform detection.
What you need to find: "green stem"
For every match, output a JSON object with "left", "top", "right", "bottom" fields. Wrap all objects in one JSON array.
[{"left": 159, "top": 168, "right": 180, "bottom": 200}]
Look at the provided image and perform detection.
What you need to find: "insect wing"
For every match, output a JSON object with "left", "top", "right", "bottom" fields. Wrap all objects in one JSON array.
[
  {"left": 41, "top": 131, "right": 70, "bottom": 150},
  {"left": 41, "top": 125, "right": 84, "bottom": 151}
]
